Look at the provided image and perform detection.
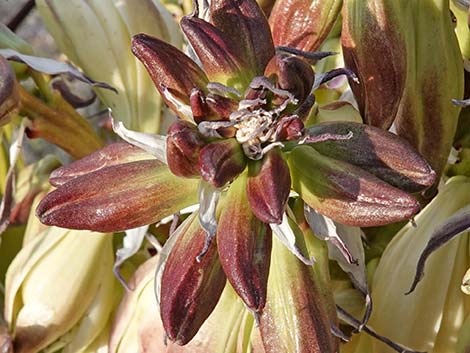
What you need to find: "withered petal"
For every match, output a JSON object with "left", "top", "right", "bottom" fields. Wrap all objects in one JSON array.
[
  {"left": 37, "top": 161, "right": 199, "bottom": 232},
  {"left": 217, "top": 172, "right": 272, "bottom": 312},
  {"left": 306, "top": 122, "right": 436, "bottom": 193},
  {"left": 160, "top": 215, "right": 226, "bottom": 345},
  {"left": 288, "top": 145, "right": 420, "bottom": 227},
  {"left": 209, "top": 0, "right": 275, "bottom": 75},
  {"left": 49, "top": 142, "right": 155, "bottom": 186},
  {"left": 131, "top": 33, "right": 208, "bottom": 118},
  {"left": 181, "top": 16, "right": 252, "bottom": 88},
  {"left": 247, "top": 149, "right": 291, "bottom": 224}
]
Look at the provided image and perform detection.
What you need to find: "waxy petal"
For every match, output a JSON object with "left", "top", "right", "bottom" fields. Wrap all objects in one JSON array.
[
  {"left": 287, "top": 145, "right": 420, "bottom": 227},
  {"left": 264, "top": 53, "right": 314, "bottom": 103},
  {"left": 160, "top": 214, "right": 226, "bottom": 345},
  {"left": 260, "top": 236, "right": 338, "bottom": 353},
  {"left": 181, "top": 16, "right": 252, "bottom": 89},
  {"left": 167, "top": 120, "right": 205, "bottom": 178},
  {"left": 217, "top": 172, "right": 272, "bottom": 312},
  {"left": 37, "top": 161, "right": 199, "bottom": 232},
  {"left": 247, "top": 149, "right": 291, "bottom": 224},
  {"left": 199, "top": 139, "right": 247, "bottom": 187},
  {"left": 0, "top": 56, "right": 19, "bottom": 126},
  {"left": 131, "top": 33, "right": 208, "bottom": 119},
  {"left": 49, "top": 142, "right": 155, "bottom": 186},
  {"left": 209, "top": 0, "right": 275, "bottom": 75},
  {"left": 306, "top": 122, "right": 436, "bottom": 193},
  {"left": 269, "top": 0, "right": 342, "bottom": 52}
]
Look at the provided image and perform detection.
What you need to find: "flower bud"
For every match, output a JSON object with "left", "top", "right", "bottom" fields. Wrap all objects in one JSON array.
[
  {"left": 345, "top": 176, "right": 470, "bottom": 353},
  {"left": 260, "top": 232, "right": 338, "bottom": 353},
  {"left": 5, "top": 227, "right": 116, "bottom": 353},
  {"left": 0, "top": 56, "right": 19, "bottom": 126},
  {"left": 288, "top": 145, "right": 420, "bottom": 227},
  {"left": 37, "top": 0, "right": 182, "bottom": 133},
  {"left": 269, "top": 0, "right": 342, "bottom": 52},
  {"left": 166, "top": 121, "right": 205, "bottom": 178},
  {"left": 247, "top": 149, "right": 291, "bottom": 224},
  {"left": 160, "top": 214, "right": 226, "bottom": 345},
  {"left": 307, "top": 121, "right": 436, "bottom": 193},
  {"left": 217, "top": 172, "right": 272, "bottom": 312},
  {"left": 199, "top": 139, "right": 247, "bottom": 188}
]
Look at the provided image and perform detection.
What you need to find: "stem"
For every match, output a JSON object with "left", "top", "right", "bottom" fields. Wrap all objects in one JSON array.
[{"left": 18, "top": 85, "right": 103, "bottom": 159}]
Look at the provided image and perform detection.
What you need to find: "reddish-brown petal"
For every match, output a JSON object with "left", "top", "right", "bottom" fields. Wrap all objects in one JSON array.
[
  {"left": 210, "top": 0, "right": 275, "bottom": 75},
  {"left": 49, "top": 142, "right": 155, "bottom": 186},
  {"left": 306, "top": 122, "right": 436, "bottom": 193},
  {"left": 217, "top": 172, "right": 272, "bottom": 312},
  {"left": 287, "top": 145, "right": 420, "bottom": 227},
  {"left": 269, "top": 0, "right": 342, "bottom": 52},
  {"left": 199, "top": 139, "right": 246, "bottom": 187},
  {"left": 247, "top": 149, "right": 291, "bottom": 224},
  {"left": 132, "top": 33, "right": 208, "bottom": 118},
  {"left": 166, "top": 120, "right": 206, "bottom": 178},
  {"left": 181, "top": 16, "right": 253, "bottom": 88},
  {"left": 161, "top": 214, "right": 226, "bottom": 345},
  {"left": 37, "top": 161, "right": 199, "bottom": 232}
]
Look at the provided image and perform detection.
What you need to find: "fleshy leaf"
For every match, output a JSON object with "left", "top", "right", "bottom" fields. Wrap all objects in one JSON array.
[
  {"left": 247, "top": 149, "right": 291, "bottom": 224},
  {"left": 209, "top": 0, "right": 275, "bottom": 75},
  {"left": 287, "top": 145, "right": 420, "bottom": 227},
  {"left": 50, "top": 142, "right": 155, "bottom": 186},
  {"left": 0, "top": 48, "right": 116, "bottom": 92},
  {"left": 160, "top": 213, "right": 226, "bottom": 345},
  {"left": 306, "top": 122, "right": 436, "bottom": 193},
  {"left": 269, "top": 0, "right": 342, "bottom": 52},
  {"left": 217, "top": 172, "right": 272, "bottom": 312},
  {"left": 131, "top": 33, "right": 209, "bottom": 119},
  {"left": 406, "top": 204, "right": 470, "bottom": 294},
  {"left": 37, "top": 161, "right": 199, "bottom": 232},
  {"left": 181, "top": 16, "right": 252, "bottom": 89}
]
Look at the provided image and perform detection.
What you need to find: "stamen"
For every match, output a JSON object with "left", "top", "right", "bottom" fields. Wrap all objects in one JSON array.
[
  {"left": 276, "top": 46, "right": 337, "bottom": 61},
  {"left": 207, "top": 82, "right": 242, "bottom": 98}
]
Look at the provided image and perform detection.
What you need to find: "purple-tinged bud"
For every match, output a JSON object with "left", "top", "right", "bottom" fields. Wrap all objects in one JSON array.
[
  {"left": 269, "top": 0, "right": 342, "bottom": 52},
  {"left": 206, "top": 93, "right": 238, "bottom": 120},
  {"left": 199, "top": 139, "right": 246, "bottom": 187},
  {"left": 247, "top": 149, "right": 291, "bottom": 224},
  {"left": 190, "top": 89, "right": 209, "bottom": 123},
  {"left": 307, "top": 122, "right": 436, "bottom": 193},
  {"left": 277, "top": 116, "right": 304, "bottom": 141},
  {"left": 167, "top": 120, "right": 206, "bottom": 178},
  {"left": 0, "top": 56, "right": 19, "bottom": 126},
  {"left": 37, "top": 161, "right": 199, "bottom": 232},
  {"left": 49, "top": 142, "right": 155, "bottom": 186},
  {"left": 209, "top": 0, "right": 275, "bottom": 76},
  {"left": 217, "top": 173, "right": 272, "bottom": 312},
  {"left": 264, "top": 53, "right": 314, "bottom": 103},
  {"left": 131, "top": 34, "right": 208, "bottom": 118},
  {"left": 160, "top": 214, "right": 226, "bottom": 345},
  {"left": 288, "top": 145, "right": 420, "bottom": 227}
]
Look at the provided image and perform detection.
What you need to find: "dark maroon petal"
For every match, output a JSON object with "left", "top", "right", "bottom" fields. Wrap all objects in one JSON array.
[
  {"left": 166, "top": 120, "right": 206, "bottom": 178},
  {"left": 306, "top": 122, "right": 436, "bottom": 193},
  {"left": 37, "top": 161, "right": 199, "bottom": 232},
  {"left": 161, "top": 215, "right": 226, "bottom": 345},
  {"left": 288, "top": 145, "right": 421, "bottom": 227},
  {"left": 210, "top": 0, "right": 275, "bottom": 75},
  {"left": 247, "top": 149, "right": 291, "bottom": 224},
  {"left": 181, "top": 16, "right": 253, "bottom": 88},
  {"left": 199, "top": 139, "right": 246, "bottom": 187},
  {"left": 217, "top": 173, "right": 272, "bottom": 312},
  {"left": 269, "top": 0, "right": 342, "bottom": 52},
  {"left": 205, "top": 93, "right": 238, "bottom": 120},
  {"left": 131, "top": 33, "right": 208, "bottom": 118},
  {"left": 49, "top": 142, "right": 155, "bottom": 186},
  {"left": 264, "top": 53, "right": 314, "bottom": 103}
]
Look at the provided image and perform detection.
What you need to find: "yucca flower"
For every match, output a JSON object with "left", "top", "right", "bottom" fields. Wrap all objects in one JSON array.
[{"left": 36, "top": 0, "right": 437, "bottom": 347}]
